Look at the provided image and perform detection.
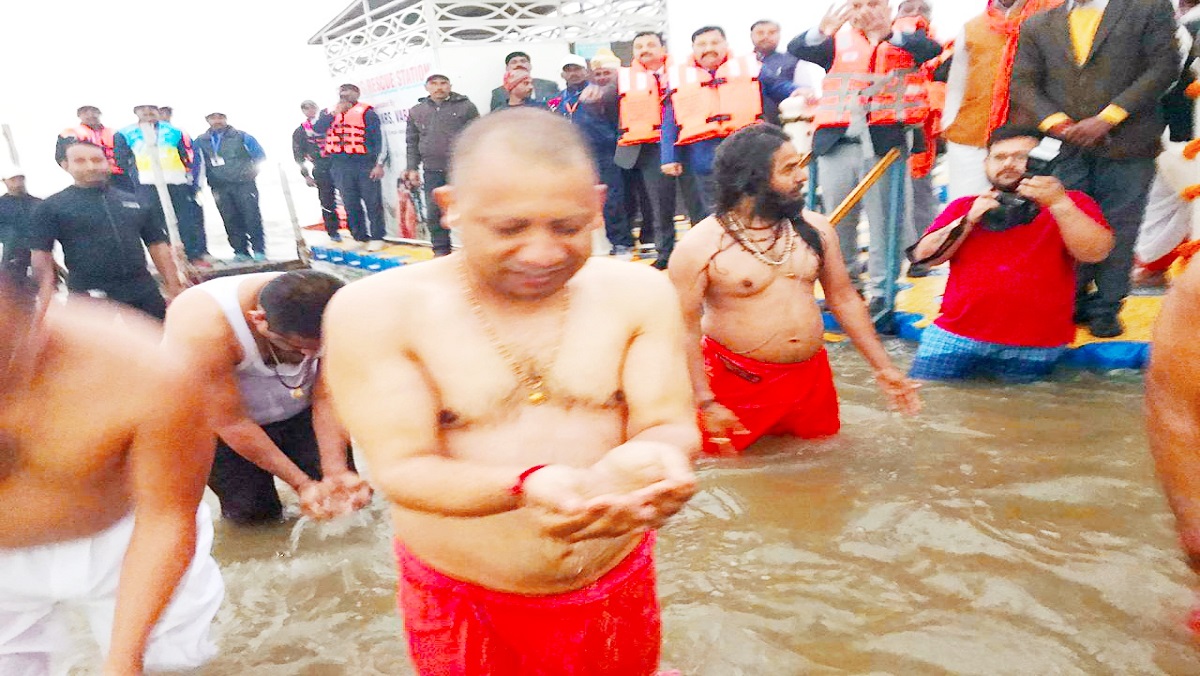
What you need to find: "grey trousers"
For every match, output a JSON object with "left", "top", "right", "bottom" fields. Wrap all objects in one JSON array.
[
  {"left": 816, "top": 140, "right": 914, "bottom": 297},
  {"left": 911, "top": 173, "right": 941, "bottom": 237}
]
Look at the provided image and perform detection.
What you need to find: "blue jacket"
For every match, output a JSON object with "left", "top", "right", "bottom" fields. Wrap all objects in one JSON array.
[
  {"left": 193, "top": 126, "right": 265, "bottom": 186},
  {"left": 117, "top": 122, "right": 196, "bottom": 186},
  {"left": 550, "top": 83, "right": 619, "bottom": 163}
]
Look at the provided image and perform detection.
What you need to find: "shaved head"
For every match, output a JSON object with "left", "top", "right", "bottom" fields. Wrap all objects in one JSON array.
[
  {"left": 440, "top": 109, "right": 602, "bottom": 301},
  {"left": 448, "top": 108, "right": 595, "bottom": 187}
]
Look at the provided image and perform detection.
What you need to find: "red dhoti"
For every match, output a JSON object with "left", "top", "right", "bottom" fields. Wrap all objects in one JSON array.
[
  {"left": 396, "top": 533, "right": 661, "bottom": 676},
  {"left": 701, "top": 336, "right": 841, "bottom": 454}
]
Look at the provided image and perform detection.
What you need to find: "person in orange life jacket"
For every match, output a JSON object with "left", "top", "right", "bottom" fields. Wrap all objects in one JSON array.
[
  {"left": 907, "top": 126, "right": 1112, "bottom": 382},
  {"left": 550, "top": 54, "right": 634, "bottom": 257},
  {"left": 788, "top": 0, "right": 942, "bottom": 310},
  {"left": 404, "top": 74, "right": 481, "bottom": 257},
  {"left": 194, "top": 114, "right": 267, "bottom": 263},
  {"left": 117, "top": 105, "right": 212, "bottom": 267},
  {"left": 56, "top": 106, "right": 134, "bottom": 192},
  {"left": 896, "top": 0, "right": 947, "bottom": 278},
  {"left": 598, "top": 31, "right": 708, "bottom": 270},
  {"left": 313, "top": 84, "right": 388, "bottom": 252},
  {"left": 293, "top": 100, "right": 341, "bottom": 242},
  {"left": 659, "top": 26, "right": 799, "bottom": 226}
]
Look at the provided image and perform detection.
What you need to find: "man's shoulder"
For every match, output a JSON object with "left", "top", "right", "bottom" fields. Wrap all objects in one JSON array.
[
  {"left": 577, "top": 257, "right": 676, "bottom": 300},
  {"left": 51, "top": 302, "right": 184, "bottom": 388}
]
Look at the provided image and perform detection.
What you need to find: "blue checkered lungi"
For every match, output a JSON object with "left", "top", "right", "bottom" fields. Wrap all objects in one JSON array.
[{"left": 909, "top": 324, "right": 1066, "bottom": 383}]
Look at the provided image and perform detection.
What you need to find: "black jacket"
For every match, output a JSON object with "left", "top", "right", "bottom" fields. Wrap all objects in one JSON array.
[
  {"left": 27, "top": 185, "right": 167, "bottom": 290},
  {"left": 194, "top": 127, "right": 263, "bottom": 186},
  {"left": 406, "top": 93, "right": 480, "bottom": 172},
  {"left": 1012, "top": 0, "right": 1180, "bottom": 159},
  {"left": 0, "top": 193, "right": 41, "bottom": 273},
  {"left": 490, "top": 79, "right": 561, "bottom": 112}
]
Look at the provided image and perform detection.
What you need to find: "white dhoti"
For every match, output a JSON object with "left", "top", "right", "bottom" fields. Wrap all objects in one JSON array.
[{"left": 0, "top": 504, "right": 224, "bottom": 675}]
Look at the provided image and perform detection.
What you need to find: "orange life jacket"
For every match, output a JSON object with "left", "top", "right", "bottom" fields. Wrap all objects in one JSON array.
[
  {"left": 323, "top": 103, "right": 372, "bottom": 156},
  {"left": 815, "top": 25, "right": 930, "bottom": 132},
  {"left": 617, "top": 61, "right": 668, "bottom": 146},
  {"left": 60, "top": 124, "right": 123, "bottom": 174},
  {"left": 669, "top": 54, "right": 763, "bottom": 146}
]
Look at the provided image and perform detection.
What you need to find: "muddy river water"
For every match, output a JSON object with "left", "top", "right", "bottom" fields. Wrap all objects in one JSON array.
[{"left": 64, "top": 341, "right": 1197, "bottom": 675}]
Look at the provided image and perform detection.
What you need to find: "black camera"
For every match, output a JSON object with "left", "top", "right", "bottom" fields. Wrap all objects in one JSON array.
[{"left": 980, "top": 137, "right": 1063, "bottom": 232}]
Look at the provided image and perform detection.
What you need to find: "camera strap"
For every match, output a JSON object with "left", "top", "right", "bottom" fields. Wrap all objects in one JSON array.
[{"left": 906, "top": 218, "right": 969, "bottom": 266}]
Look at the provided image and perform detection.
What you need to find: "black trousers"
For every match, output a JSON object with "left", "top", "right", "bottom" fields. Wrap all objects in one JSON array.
[
  {"left": 330, "top": 158, "right": 386, "bottom": 242},
  {"left": 1054, "top": 153, "right": 1156, "bottom": 319},
  {"left": 313, "top": 160, "right": 339, "bottom": 237},
  {"left": 211, "top": 181, "right": 265, "bottom": 256},
  {"left": 207, "top": 407, "right": 353, "bottom": 525},
  {"left": 74, "top": 276, "right": 166, "bottom": 320},
  {"left": 423, "top": 169, "right": 451, "bottom": 256},
  {"left": 622, "top": 166, "right": 655, "bottom": 244}
]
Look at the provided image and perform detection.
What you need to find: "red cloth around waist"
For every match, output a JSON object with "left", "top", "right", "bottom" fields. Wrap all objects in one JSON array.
[
  {"left": 395, "top": 533, "right": 661, "bottom": 676},
  {"left": 701, "top": 336, "right": 840, "bottom": 453}
]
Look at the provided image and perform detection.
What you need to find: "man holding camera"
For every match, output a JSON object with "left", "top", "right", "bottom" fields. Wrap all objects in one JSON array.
[{"left": 907, "top": 126, "right": 1113, "bottom": 382}]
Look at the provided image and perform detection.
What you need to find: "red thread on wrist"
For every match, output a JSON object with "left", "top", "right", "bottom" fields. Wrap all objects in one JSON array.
[{"left": 511, "top": 464, "right": 550, "bottom": 496}]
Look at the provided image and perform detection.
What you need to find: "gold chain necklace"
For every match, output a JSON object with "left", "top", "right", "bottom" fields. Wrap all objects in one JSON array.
[
  {"left": 717, "top": 212, "right": 797, "bottom": 270},
  {"left": 458, "top": 262, "right": 570, "bottom": 405}
]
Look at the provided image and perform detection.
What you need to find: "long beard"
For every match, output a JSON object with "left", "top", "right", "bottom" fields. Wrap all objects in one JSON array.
[{"left": 754, "top": 189, "right": 805, "bottom": 223}]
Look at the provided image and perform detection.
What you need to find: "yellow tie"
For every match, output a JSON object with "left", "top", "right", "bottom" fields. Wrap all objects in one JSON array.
[{"left": 1069, "top": 5, "right": 1104, "bottom": 65}]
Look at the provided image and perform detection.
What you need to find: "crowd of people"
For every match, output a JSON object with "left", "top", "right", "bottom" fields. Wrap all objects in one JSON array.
[{"left": 3, "top": 0, "right": 1200, "bottom": 673}]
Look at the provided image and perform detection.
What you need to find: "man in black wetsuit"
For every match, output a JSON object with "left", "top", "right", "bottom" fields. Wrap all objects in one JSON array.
[{"left": 27, "top": 141, "right": 186, "bottom": 319}]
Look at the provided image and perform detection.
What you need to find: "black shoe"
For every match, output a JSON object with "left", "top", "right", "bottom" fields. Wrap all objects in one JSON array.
[
  {"left": 1073, "top": 307, "right": 1090, "bottom": 325},
  {"left": 652, "top": 259, "right": 668, "bottom": 271},
  {"left": 1088, "top": 314, "right": 1123, "bottom": 339}
]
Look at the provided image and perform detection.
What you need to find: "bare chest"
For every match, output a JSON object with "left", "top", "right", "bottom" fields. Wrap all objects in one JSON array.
[{"left": 707, "top": 236, "right": 821, "bottom": 299}]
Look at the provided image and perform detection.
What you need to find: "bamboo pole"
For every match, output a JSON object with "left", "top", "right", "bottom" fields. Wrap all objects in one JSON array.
[
  {"left": 828, "top": 147, "right": 902, "bottom": 227},
  {"left": 1, "top": 124, "right": 19, "bottom": 165},
  {"left": 278, "top": 162, "right": 311, "bottom": 266}
]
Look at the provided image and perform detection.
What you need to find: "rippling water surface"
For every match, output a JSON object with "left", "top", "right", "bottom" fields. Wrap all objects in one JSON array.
[{"left": 65, "top": 342, "right": 1197, "bottom": 675}]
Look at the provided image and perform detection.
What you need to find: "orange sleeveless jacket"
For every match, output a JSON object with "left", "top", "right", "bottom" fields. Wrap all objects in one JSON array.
[
  {"left": 60, "top": 124, "right": 124, "bottom": 175},
  {"left": 815, "top": 25, "right": 930, "bottom": 132},
  {"left": 323, "top": 103, "right": 371, "bottom": 156},
  {"left": 617, "top": 61, "right": 668, "bottom": 146},
  {"left": 670, "top": 54, "right": 763, "bottom": 146}
]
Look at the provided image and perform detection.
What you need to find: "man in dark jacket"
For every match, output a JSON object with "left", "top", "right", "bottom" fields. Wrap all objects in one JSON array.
[
  {"left": 752, "top": 20, "right": 801, "bottom": 125},
  {"left": 293, "top": 100, "right": 341, "bottom": 241},
  {"left": 489, "top": 52, "right": 560, "bottom": 112},
  {"left": 194, "top": 114, "right": 268, "bottom": 261},
  {"left": 0, "top": 169, "right": 40, "bottom": 275},
  {"left": 29, "top": 141, "right": 185, "bottom": 319},
  {"left": 1011, "top": 0, "right": 1179, "bottom": 338},
  {"left": 404, "top": 74, "right": 479, "bottom": 256}
]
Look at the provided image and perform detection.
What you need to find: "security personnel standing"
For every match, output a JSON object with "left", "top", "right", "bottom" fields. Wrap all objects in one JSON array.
[
  {"left": 660, "top": 26, "right": 797, "bottom": 228},
  {"left": 293, "top": 100, "right": 341, "bottom": 241},
  {"left": 194, "top": 113, "right": 268, "bottom": 262},
  {"left": 314, "top": 84, "right": 388, "bottom": 252},
  {"left": 56, "top": 106, "right": 134, "bottom": 192},
  {"left": 788, "top": 0, "right": 941, "bottom": 309},
  {"left": 0, "top": 168, "right": 40, "bottom": 275}
]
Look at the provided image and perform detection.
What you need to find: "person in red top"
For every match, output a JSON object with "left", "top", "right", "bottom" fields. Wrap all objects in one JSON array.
[{"left": 907, "top": 125, "right": 1113, "bottom": 382}]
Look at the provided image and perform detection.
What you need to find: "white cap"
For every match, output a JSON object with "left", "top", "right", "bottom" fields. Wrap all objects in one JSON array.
[{"left": 562, "top": 54, "right": 589, "bottom": 70}]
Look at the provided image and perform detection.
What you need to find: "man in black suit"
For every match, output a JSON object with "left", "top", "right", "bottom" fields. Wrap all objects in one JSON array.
[{"left": 1011, "top": 0, "right": 1179, "bottom": 338}]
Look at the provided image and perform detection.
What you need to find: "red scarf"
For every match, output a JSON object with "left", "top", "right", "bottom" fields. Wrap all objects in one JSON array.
[{"left": 986, "top": 0, "right": 1065, "bottom": 134}]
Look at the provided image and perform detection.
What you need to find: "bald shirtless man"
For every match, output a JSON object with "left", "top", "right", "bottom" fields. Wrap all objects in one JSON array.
[
  {"left": 0, "top": 273, "right": 222, "bottom": 675},
  {"left": 1148, "top": 260, "right": 1200, "bottom": 577},
  {"left": 669, "top": 125, "right": 921, "bottom": 455},
  {"left": 163, "top": 270, "right": 370, "bottom": 525},
  {"left": 323, "top": 109, "right": 699, "bottom": 675}
]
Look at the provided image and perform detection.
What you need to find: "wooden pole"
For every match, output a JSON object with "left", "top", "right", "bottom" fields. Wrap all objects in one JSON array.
[
  {"left": 144, "top": 124, "right": 197, "bottom": 283},
  {"left": 278, "top": 162, "right": 311, "bottom": 266},
  {"left": 1, "top": 124, "right": 19, "bottom": 165},
  {"left": 828, "top": 147, "right": 903, "bottom": 227}
]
